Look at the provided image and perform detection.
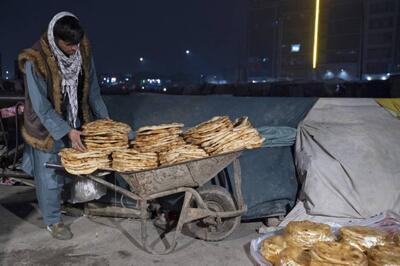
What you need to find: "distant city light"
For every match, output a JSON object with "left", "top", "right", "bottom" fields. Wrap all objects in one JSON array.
[
  {"left": 163, "top": 88, "right": 167, "bottom": 92},
  {"left": 291, "top": 44, "right": 301, "bottom": 53},
  {"left": 125, "top": 78, "right": 129, "bottom": 81},
  {"left": 366, "top": 76, "right": 372, "bottom": 81},
  {"left": 262, "top": 58, "right": 268, "bottom": 62},
  {"left": 185, "top": 50, "right": 190, "bottom": 55},
  {"left": 141, "top": 86, "right": 145, "bottom": 90},
  {"left": 139, "top": 57, "right": 144, "bottom": 62},
  {"left": 146, "top": 78, "right": 161, "bottom": 84},
  {"left": 386, "top": 73, "right": 391, "bottom": 76},
  {"left": 324, "top": 70, "right": 334, "bottom": 79},
  {"left": 5, "top": 77, "right": 8, "bottom": 80},
  {"left": 111, "top": 77, "right": 117, "bottom": 83},
  {"left": 381, "top": 76, "right": 388, "bottom": 80},
  {"left": 103, "top": 77, "right": 107, "bottom": 81},
  {"left": 338, "top": 69, "right": 349, "bottom": 80},
  {"left": 5, "top": 70, "right": 9, "bottom": 74}
]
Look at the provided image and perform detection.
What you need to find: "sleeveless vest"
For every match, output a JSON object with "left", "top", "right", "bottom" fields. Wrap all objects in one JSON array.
[{"left": 18, "top": 34, "right": 92, "bottom": 151}]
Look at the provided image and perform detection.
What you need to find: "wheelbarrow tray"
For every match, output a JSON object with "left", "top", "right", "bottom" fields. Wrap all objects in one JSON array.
[{"left": 118, "top": 150, "right": 242, "bottom": 196}]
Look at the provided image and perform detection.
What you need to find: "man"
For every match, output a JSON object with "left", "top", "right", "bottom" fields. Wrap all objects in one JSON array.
[{"left": 18, "top": 11, "right": 109, "bottom": 240}]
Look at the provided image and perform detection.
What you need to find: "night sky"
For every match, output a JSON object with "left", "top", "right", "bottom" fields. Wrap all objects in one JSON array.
[{"left": 0, "top": 0, "right": 246, "bottom": 76}]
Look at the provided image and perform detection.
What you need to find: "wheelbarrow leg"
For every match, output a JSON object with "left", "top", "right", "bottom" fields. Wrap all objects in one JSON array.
[
  {"left": 232, "top": 158, "right": 245, "bottom": 210},
  {"left": 140, "top": 192, "right": 193, "bottom": 255}
]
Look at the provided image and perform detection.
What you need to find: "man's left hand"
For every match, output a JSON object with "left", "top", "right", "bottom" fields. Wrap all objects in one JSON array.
[{"left": 68, "top": 129, "right": 86, "bottom": 152}]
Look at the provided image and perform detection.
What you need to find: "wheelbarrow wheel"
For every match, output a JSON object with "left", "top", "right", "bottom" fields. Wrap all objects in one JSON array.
[{"left": 185, "top": 185, "right": 240, "bottom": 241}]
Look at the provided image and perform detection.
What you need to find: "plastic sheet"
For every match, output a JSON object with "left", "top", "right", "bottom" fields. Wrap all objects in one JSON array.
[
  {"left": 250, "top": 213, "right": 400, "bottom": 266},
  {"left": 339, "top": 226, "right": 389, "bottom": 252},
  {"left": 284, "top": 221, "right": 336, "bottom": 249},
  {"left": 67, "top": 176, "right": 106, "bottom": 203}
]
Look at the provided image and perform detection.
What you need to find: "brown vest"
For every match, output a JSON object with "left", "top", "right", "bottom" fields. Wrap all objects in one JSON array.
[{"left": 18, "top": 34, "right": 92, "bottom": 152}]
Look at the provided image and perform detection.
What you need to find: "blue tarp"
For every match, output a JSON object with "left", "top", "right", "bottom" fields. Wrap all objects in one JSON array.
[{"left": 104, "top": 93, "right": 317, "bottom": 219}]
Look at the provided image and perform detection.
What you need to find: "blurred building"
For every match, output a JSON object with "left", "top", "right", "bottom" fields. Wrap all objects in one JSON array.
[
  {"left": 318, "top": 0, "right": 363, "bottom": 81},
  {"left": 362, "top": 0, "right": 400, "bottom": 79},
  {"left": 247, "top": 0, "right": 279, "bottom": 81},
  {"left": 0, "top": 53, "right": 2, "bottom": 79},
  {"left": 247, "top": 0, "right": 400, "bottom": 81}
]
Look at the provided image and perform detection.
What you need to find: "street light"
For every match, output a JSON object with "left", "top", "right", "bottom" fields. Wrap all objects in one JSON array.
[
  {"left": 139, "top": 57, "right": 144, "bottom": 62},
  {"left": 185, "top": 50, "right": 190, "bottom": 55},
  {"left": 312, "top": 0, "right": 320, "bottom": 69}
]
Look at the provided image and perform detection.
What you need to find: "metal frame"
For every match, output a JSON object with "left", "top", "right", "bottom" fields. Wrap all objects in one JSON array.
[{"left": 46, "top": 151, "right": 247, "bottom": 254}]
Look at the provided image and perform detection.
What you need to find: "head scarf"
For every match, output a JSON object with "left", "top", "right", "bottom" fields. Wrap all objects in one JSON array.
[{"left": 47, "top": 11, "right": 82, "bottom": 128}]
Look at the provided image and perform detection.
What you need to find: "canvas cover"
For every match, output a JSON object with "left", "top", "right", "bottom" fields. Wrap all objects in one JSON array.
[{"left": 296, "top": 98, "right": 400, "bottom": 218}]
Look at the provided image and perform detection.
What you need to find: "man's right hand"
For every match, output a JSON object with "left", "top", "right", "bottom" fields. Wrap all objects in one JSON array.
[{"left": 68, "top": 129, "right": 86, "bottom": 152}]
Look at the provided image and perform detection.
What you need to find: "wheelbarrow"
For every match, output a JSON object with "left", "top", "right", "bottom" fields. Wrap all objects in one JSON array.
[{"left": 46, "top": 150, "right": 247, "bottom": 254}]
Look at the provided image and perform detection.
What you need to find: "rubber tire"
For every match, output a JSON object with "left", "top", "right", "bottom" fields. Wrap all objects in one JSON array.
[{"left": 185, "top": 185, "right": 241, "bottom": 241}]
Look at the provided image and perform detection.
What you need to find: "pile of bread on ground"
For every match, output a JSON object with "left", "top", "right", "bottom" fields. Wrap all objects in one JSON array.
[
  {"left": 59, "top": 116, "right": 264, "bottom": 174},
  {"left": 260, "top": 220, "right": 400, "bottom": 266}
]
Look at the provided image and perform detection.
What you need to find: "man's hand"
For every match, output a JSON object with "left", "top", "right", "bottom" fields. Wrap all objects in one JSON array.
[{"left": 68, "top": 129, "right": 86, "bottom": 152}]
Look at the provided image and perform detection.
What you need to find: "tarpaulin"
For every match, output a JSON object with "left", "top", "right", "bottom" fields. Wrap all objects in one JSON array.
[
  {"left": 375, "top": 98, "right": 400, "bottom": 117},
  {"left": 105, "top": 94, "right": 317, "bottom": 219},
  {"left": 296, "top": 98, "right": 400, "bottom": 218},
  {"left": 258, "top": 126, "right": 297, "bottom": 148}
]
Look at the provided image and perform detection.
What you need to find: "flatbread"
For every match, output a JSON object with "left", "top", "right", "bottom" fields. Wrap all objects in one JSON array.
[
  {"left": 184, "top": 116, "right": 232, "bottom": 134},
  {"left": 367, "top": 245, "right": 400, "bottom": 266},
  {"left": 260, "top": 235, "right": 287, "bottom": 264},
  {"left": 137, "top": 123, "right": 184, "bottom": 132},
  {"left": 278, "top": 246, "right": 311, "bottom": 266},
  {"left": 310, "top": 241, "right": 367, "bottom": 266},
  {"left": 284, "top": 221, "right": 336, "bottom": 249},
  {"left": 394, "top": 232, "right": 400, "bottom": 246},
  {"left": 82, "top": 119, "right": 131, "bottom": 132},
  {"left": 339, "top": 226, "right": 389, "bottom": 251}
]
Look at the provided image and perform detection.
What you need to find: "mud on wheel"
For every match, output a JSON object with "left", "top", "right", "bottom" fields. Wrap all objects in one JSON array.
[{"left": 184, "top": 185, "right": 241, "bottom": 241}]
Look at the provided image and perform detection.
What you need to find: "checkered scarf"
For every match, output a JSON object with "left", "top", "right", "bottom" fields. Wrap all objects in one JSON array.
[{"left": 47, "top": 11, "right": 82, "bottom": 128}]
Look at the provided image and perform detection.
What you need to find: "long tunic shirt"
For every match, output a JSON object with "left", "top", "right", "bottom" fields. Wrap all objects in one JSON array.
[{"left": 21, "top": 58, "right": 109, "bottom": 225}]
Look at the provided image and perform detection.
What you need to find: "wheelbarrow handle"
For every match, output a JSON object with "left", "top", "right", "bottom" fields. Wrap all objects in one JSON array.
[{"left": 44, "top": 163, "right": 64, "bottom": 169}]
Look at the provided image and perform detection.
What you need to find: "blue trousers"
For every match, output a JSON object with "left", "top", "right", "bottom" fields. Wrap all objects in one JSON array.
[{"left": 22, "top": 145, "right": 66, "bottom": 225}]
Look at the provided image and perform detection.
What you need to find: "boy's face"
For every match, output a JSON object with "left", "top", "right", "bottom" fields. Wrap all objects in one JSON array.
[{"left": 56, "top": 39, "right": 79, "bottom": 56}]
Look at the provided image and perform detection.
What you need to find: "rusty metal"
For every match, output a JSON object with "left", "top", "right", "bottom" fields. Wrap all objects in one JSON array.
[
  {"left": 46, "top": 150, "right": 247, "bottom": 255},
  {"left": 119, "top": 151, "right": 241, "bottom": 196}
]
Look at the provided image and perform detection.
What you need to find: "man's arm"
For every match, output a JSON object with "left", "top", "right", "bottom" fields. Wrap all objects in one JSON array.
[
  {"left": 25, "top": 61, "right": 71, "bottom": 140},
  {"left": 88, "top": 57, "right": 109, "bottom": 119}
]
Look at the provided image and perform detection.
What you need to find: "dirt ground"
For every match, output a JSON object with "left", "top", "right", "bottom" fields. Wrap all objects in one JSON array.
[{"left": 0, "top": 185, "right": 262, "bottom": 266}]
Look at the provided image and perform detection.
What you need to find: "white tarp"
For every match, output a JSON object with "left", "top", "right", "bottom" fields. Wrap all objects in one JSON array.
[{"left": 296, "top": 98, "right": 400, "bottom": 218}]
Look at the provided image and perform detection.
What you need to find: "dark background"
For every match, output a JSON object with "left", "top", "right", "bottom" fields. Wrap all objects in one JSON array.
[{"left": 0, "top": 0, "right": 246, "bottom": 76}]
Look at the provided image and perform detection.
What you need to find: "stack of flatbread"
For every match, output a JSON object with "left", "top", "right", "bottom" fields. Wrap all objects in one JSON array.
[
  {"left": 367, "top": 245, "right": 400, "bottom": 266},
  {"left": 183, "top": 116, "right": 233, "bottom": 146},
  {"left": 82, "top": 119, "right": 131, "bottom": 153},
  {"left": 159, "top": 144, "right": 209, "bottom": 166},
  {"left": 211, "top": 116, "right": 264, "bottom": 154},
  {"left": 132, "top": 123, "right": 186, "bottom": 153},
  {"left": 260, "top": 221, "right": 400, "bottom": 266},
  {"left": 112, "top": 149, "right": 158, "bottom": 172},
  {"left": 310, "top": 241, "right": 368, "bottom": 266},
  {"left": 184, "top": 116, "right": 264, "bottom": 155},
  {"left": 284, "top": 220, "right": 336, "bottom": 249},
  {"left": 339, "top": 226, "right": 389, "bottom": 252},
  {"left": 59, "top": 148, "right": 111, "bottom": 175}
]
